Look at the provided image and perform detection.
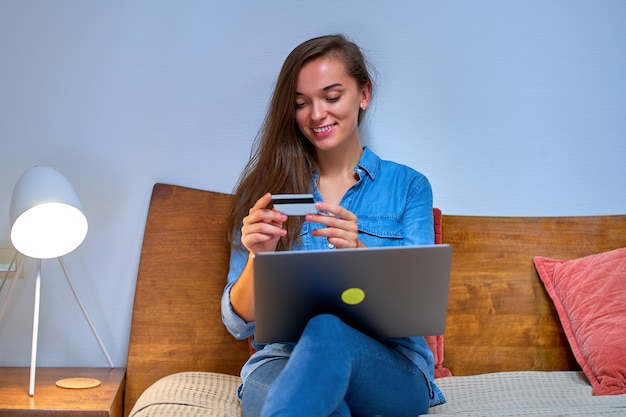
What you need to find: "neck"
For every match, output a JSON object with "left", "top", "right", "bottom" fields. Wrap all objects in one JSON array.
[
  {"left": 315, "top": 142, "right": 363, "bottom": 178},
  {"left": 315, "top": 143, "right": 364, "bottom": 205}
]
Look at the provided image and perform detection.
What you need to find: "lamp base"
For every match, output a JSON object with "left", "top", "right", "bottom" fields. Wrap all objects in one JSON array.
[{"left": 55, "top": 377, "right": 101, "bottom": 389}]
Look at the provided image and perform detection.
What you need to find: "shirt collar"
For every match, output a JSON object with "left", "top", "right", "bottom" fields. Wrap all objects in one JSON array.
[{"left": 355, "top": 146, "right": 379, "bottom": 180}]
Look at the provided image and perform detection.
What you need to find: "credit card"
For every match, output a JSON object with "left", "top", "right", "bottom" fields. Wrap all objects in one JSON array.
[{"left": 271, "top": 194, "right": 317, "bottom": 216}]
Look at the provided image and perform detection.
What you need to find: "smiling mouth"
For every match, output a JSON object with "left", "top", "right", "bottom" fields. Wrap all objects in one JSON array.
[{"left": 312, "top": 124, "right": 335, "bottom": 134}]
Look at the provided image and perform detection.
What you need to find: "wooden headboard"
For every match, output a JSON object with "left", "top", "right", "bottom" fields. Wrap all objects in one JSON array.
[
  {"left": 124, "top": 184, "right": 250, "bottom": 416},
  {"left": 441, "top": 215, "right": 626, "bottom": 375},
  {"left": 124, "top": 183, "right": 626, "bottom": 416}
]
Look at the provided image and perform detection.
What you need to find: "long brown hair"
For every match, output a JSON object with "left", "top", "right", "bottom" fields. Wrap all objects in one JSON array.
[{"left": 228, "top": 34, "right": 374, "bottom": 250}]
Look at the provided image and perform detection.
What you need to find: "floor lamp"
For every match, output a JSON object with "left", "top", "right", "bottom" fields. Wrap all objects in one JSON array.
[{"left": 7, "top": 166, "right": 114, "bottom": 396}]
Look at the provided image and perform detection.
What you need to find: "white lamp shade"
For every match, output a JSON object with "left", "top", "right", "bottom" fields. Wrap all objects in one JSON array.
[{"left": 10, "top": 166, "right": 88, "bottom": 259}]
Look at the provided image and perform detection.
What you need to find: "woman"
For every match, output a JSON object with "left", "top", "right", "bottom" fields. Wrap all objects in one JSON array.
[{"left": 221, "top": 34, "right": 445, "bottom": 416}]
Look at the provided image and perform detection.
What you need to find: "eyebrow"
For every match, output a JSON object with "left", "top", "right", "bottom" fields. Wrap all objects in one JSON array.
[{"left": 296, "top": 83, "right": 344, "bottom": 96}]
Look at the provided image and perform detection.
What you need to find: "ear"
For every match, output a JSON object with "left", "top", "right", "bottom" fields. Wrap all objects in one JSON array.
[{"left": 359, "top": 82, "right": 372, "bottom": 110}]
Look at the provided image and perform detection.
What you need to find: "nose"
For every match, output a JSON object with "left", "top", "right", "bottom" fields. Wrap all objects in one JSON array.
[{"left": 310, "top": 100, "right": 327, "bottom": 122}]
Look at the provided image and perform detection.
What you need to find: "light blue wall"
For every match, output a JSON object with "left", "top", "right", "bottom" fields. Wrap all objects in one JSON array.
[{"left": 1, "top": 1, "right": 624, "bottom": 367}]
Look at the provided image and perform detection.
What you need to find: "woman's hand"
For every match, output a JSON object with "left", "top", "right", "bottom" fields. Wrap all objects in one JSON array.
[
  {"left": 306, "top": 202, "right": 366, "bottom": 249},
  {"left": 241, "top": 193, "right": 287, "bottom": 255}
]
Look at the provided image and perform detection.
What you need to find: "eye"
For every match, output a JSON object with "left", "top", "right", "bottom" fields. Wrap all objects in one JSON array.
[
  {"left": 327, "top": 96, "right": 340, "bottom": 103},
  {"left": 294, "top": 101, "right": 306, "bottom": 109}
]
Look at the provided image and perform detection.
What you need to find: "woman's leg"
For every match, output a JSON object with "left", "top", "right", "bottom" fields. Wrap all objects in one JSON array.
[
  {"left": 261, "top": 314, "right": 430, "bottom": 417},
  {"left": 242, "top": 351, "right": 350, "bottom": 417},
  {"left": 242, "top": 358, "right": 287, "bottom": 417}
]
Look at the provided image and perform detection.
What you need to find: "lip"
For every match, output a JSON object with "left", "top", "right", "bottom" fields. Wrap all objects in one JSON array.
[{"left": 311, "top": 123, "right": 336, "bottom": 137}]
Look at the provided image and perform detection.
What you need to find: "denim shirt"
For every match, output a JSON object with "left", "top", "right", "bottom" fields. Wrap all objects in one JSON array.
[{"left": 221, "top": 147, "right": 446, "bottom": 407}]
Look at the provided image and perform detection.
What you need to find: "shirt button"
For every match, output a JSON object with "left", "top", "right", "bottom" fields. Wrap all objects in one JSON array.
[{"left": 328, "top": 242, "right": 335, "bottom": 249}]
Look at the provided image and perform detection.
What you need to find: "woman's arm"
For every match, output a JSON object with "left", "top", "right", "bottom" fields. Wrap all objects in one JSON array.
[{"left": 222, "top": 193, "right": 287, "bottom": 335}]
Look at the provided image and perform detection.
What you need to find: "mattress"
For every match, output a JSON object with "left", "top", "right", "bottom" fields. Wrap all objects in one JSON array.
[{"left": 129, "top": 370, "right": 626, "bottom": 416}]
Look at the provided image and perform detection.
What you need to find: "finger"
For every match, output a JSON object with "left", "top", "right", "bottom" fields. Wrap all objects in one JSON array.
[
  {"left": 251, "top": 192, "right": 273, "bottom": 210},
  {"left": 241, "top": 222, "right": 286, "bottom": 251},
  {"left": 242, "top": 221, "right": 285, "bottom": 237},
  {"left": 312, "top": 226, "right": 359, "bottom": 248},
  {"left": 312, "top": 225, "right": 354, "bottom": 240},
  {"left": 306, "top": 214, "right": 358, "bottom": 233},
  {"left": 328, "top": 237, "right": 358, "bottom": 249},
  {"left": 244, "top": 209, "right": 286, "bottom": 227},
  {"left": 314, "top": 202, "right": 357, "bottom": 221},
  {"left": 245, "top": 195, "right": 287, "bottom": 226}
]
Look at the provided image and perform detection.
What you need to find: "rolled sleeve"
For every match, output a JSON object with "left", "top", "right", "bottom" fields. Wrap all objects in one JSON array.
[
  {"left": 403, "top": 174, "right": 434, "bottom": 246},
  {"left": 221, "top": 245, "right": 255, "bottom": 340},
  {"left": 221, "top": 280, "right": 255, "bottom": 339}
]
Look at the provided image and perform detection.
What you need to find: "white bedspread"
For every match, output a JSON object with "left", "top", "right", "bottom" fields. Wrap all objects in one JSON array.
[
  {"left": 130, "top": 370, "right": 626, "bottom": 417},
  {"left": 430, "top": 371, "right": 626, "bottom": 416}
]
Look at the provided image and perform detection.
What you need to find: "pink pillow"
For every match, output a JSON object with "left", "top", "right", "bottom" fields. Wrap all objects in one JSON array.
[
  {"left": 426, "top": 334, "right": 451, "bottom": 378},
  {"left": 429, "top": 208, "right": 452, "bottom": 378},
  {"left": 534, "top": 248, "right": 626, "bottom": 395}
]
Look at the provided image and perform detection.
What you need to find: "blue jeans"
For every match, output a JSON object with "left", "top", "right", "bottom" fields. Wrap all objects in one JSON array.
[{"left": 241, "top": 314, "right": 430, "bottom": 417}]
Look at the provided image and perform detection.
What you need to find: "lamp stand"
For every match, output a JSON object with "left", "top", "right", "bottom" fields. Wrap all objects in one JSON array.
[
  {"left": 0, "top": 255, "right": 114, "bottom": 396},
  {"left": 56, "top": 256, "right": 114, "bottom": 368},
  {"left": 29, "top": 259, "right": 42, "bottom": 396}
]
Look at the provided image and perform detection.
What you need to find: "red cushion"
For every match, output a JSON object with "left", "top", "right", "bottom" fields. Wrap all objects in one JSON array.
[
  {"left": 534, "top": 248, "right": 626, "bottom": 395},
  {"left": 426, "top": 207, "right": 451, "bottom": 378}
]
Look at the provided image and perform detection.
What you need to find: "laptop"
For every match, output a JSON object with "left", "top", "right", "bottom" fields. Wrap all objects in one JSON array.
[{"left": 253, "top": 244, "right": 452, "bottom": 344}]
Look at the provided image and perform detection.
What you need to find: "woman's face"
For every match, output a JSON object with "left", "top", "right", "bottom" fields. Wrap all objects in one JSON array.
[{"left": 294, "top": 56, "right": 371, "bottom": 153}]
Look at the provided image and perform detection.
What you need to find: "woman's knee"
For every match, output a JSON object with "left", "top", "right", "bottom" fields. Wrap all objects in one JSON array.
[
  {"left": 301, "top": 314, "right": 369, "bottom": 352},
  {"left": 305, "top": 314, "right": 350, "bottom": 336}
]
